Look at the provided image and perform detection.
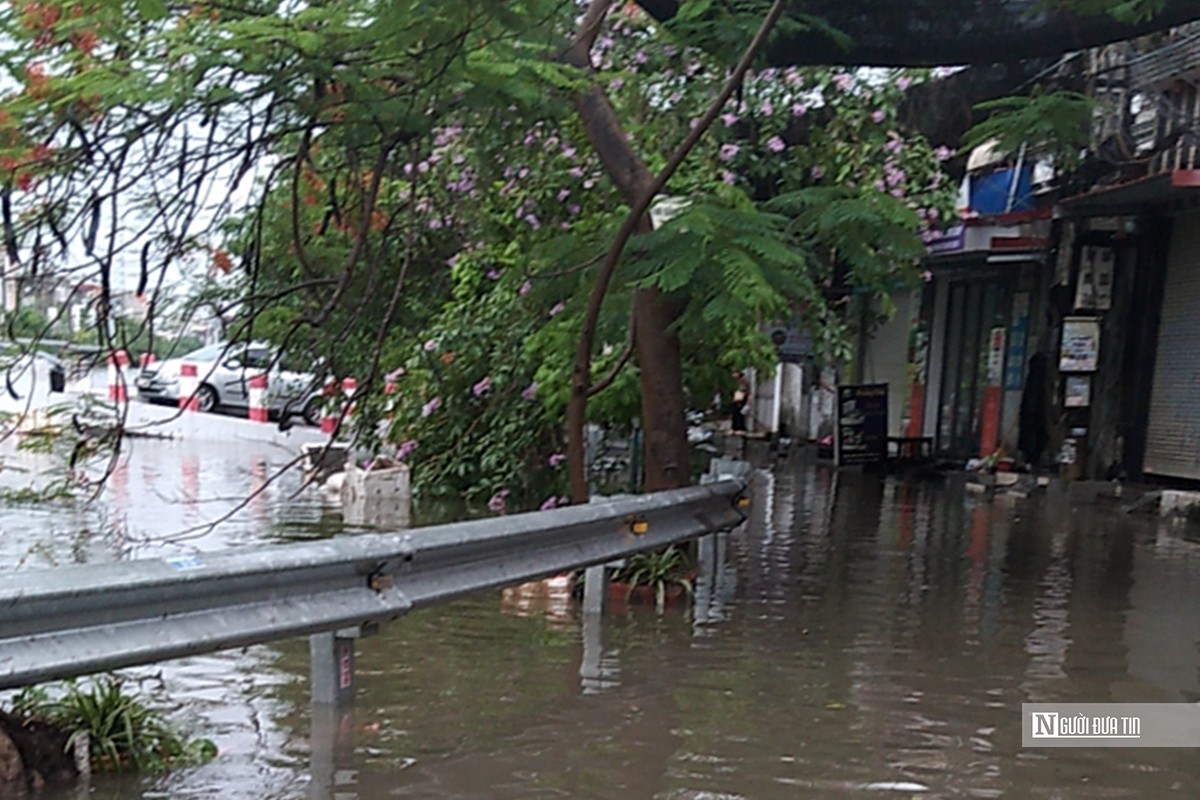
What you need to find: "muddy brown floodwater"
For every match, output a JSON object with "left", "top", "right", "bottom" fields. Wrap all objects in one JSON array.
[{"left": 6, "top": 444, "right": 1200, "bottom": 799}]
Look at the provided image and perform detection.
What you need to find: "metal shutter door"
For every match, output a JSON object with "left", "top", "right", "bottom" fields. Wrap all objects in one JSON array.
[{"left": 1145, "top": 212, "right": 1200, "bottom": 479}]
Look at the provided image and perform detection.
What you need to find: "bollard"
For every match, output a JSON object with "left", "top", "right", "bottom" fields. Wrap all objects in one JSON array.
[
  {"left": 320, "top": 377, "right": 338, "bottom": 435},
  {"left": 178, "top": 363, "right": 200, "bottom": 411},
  {"left": 384, "top": 380, "right": 397, "bottom": 419},
  {"left": 107, "top": 350, "right": 130, "bottom": 403},
  {"left": 247, "top": 373, "right": 269, "bottom": 423},
  {"left": 138, "top": 352, "right": 155, "bottom": 370},
  {"left": 341, "top": 377, "right": 358, "bottom": 431}
]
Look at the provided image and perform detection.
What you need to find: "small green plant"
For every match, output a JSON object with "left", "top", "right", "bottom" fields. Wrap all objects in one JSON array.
[
  {"left": 11, "top": 676, "right": 217, "bottom": 773},
  {"left": 612, "top": 545, "right": 695, "bottom": 608}
]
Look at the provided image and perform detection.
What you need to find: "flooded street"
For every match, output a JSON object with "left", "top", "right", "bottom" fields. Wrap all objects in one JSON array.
[{"left": 6, "top": 448, "right": 1200, "bottom": 798}]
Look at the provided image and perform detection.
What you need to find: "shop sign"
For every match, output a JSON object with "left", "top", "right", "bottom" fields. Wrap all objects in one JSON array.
[
  {"left": 924, "top": 225, "right": 966, "bottom": 255},
  {"left": 1060, "top": 317, "right": 1101, "bottom": 373},
  {"left": 836, "top": 384, "right": 889, "bottom": 467}
]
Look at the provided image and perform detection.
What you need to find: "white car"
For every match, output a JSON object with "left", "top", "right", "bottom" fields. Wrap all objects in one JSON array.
[{"left": 136, "top": 342, "right": 323, "bottom": 423}]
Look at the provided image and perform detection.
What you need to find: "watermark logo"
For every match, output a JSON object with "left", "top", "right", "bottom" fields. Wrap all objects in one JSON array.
[
  {"left": 1024, "top": 703, "right": 1200, "bottom": 747},
  {"left": 1028, "top": 711, "right": 1139, "bottom": 740}
]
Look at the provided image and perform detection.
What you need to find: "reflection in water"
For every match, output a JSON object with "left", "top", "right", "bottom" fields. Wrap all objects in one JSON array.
[{"left": 11, "top": 453, "right": 1200, "bottom": 798}]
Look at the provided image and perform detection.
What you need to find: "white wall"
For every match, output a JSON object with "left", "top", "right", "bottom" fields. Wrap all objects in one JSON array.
[{"left": 859, "top": 290, "right": 916, "bottom": 438}]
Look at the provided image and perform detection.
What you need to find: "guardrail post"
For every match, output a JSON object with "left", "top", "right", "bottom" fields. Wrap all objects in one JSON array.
[
  {"left": 310, "top": 631, "right": 356, "bottom": 708},
  {"left": 583, "top": 564, "right": 608, "bottom": 616},
  {"left": 579, "top": 609, "right": 608, "bottom": 694},
  {"left": 309, "top": 684, "right": 355, "bottom": 800},
  {"left": 693, "top": 533, "right": 716, "bottom": 626}
]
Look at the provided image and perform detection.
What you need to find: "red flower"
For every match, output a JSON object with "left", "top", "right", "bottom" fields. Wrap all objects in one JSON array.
[{"left": 212, "top": 249, "right": 233, "bottom": 274}]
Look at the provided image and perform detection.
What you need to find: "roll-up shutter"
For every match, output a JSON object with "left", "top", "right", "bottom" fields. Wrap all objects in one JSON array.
[{"left": 1145, "top": 212, "right": 1200, "bottom": 479}]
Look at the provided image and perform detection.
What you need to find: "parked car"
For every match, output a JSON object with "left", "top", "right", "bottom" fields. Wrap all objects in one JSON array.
[{"left": 136, "top": 342, "right": 324, "bottom": 424}]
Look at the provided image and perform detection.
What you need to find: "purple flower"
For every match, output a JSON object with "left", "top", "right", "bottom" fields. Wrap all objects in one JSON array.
[
  {"left": 519, "top": 280, "right": 532, "bottom": 296},
  {"left": 540, "top": 496, "right": 559, "bottom": 511},
  {"left": 548, "top": 301, "right": 566, "bottom": 317},
  {"left": 934, "top": 145, "right": 955, "bottom": 161},
  {"left": 524, "top": 213, "right": 541, "bottom": 230},
  {"left": 557, "top": 188, "right": 571, "bottom": 201},
  {"left": 759, "top": 101, "right": 774, "bottom": 116},
  {"left": 833, "top": 72, "right": 855, "bottom": 91},
  {"left": 423, "top": 339, "right": 438, "bottom": 352},
  {"left": 721, "top": 112, "right": 739, "bottom": 127},
  {"left": 472, "top": 376, "right": 492, "bottom": 397},
  {"left": 871, "top": 110, "right": 886, "bottom": 123},
  {"left": 568, "top": 204, "right": 581, "bottom": 216},
  {"left": 396, "top": 440, "right": 418, "bottom": 460},
  {"left": 811, "top": 165, "right": 826, "bottom": 180},
  {"left": 897, "top": 76, "right": 913, "bottom": 91},
  {"left": 562, "top": 145, "right": 577, "bottom": 160},
  {"left": 791, "top": 102, "right": 809, "bottom": 117},
  {"left": 521, "top": 381, "right": 537, "bottom": 401},
  {"left": 634, "top": 49, "right": 648, "bottom": 64},
  {"left": 487, "top": 489, "right": 510, "bottom": 514},
  {"left": 385, "top": 367, "right": 405, "bottom": 382},
  {"left": 549, "top": 452, "right": 566, "bottom": 467},
  {"left": 721, "top": 170, "right": 737, "bottom": 185},
  {"left": 487, "top": 268, "right": 502, "bottom": 280},
  {"left": 885, "top": 137, "right": 904, "bottom": 155},
  {"left": 766, "top": 136, "right": 787, "bottom": 153},
  {"left": 718, "top": 143, "right": 740, "bottom": 162},
  {"left": 611, "top": 77, "right": 625, "bottom": 91},
  {"left": 421, "top": 396, "right": 442, "bottom": 417},
  {"left": 568, "top": 166, "right": 585, "bottom": 178}
]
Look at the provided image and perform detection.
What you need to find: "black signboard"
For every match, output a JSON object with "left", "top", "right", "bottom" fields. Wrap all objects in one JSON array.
[{"left": 836, "top": 384, "right": 888, "bottom": 467}]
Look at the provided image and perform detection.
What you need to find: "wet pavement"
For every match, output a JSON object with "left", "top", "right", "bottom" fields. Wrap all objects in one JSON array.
[{"left": 5, "top": 448, "right": 1200, "bottom": 798}]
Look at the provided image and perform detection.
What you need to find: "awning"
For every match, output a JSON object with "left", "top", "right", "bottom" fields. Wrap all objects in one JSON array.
[{"left": 1059, "top": 170, "right": 1200, "bottom": 216}]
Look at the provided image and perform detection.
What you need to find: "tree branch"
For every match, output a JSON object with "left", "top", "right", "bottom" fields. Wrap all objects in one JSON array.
[{"left": 587, "top": 306, "right": 635, "bottom": 398}]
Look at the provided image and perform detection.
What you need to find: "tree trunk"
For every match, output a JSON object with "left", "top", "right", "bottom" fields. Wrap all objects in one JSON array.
[
  {"left": 634, "top": 288, "right": 690, "bottom": 490},
  {"left": 563, "top": 0, "right": 786, "bottom": 500}
]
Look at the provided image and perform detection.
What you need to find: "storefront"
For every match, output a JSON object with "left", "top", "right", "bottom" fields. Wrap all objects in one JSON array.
[
  {"left": 910, "top": 218, "right": 1049, "bottom": 464},
  {"left": 1143, "top": 210, "right": 1200, "bottom": 480}
]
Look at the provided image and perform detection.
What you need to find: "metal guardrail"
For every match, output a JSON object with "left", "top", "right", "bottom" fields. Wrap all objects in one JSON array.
[{"left": 0, "top": 480, "right": 747, "bottom": 690}]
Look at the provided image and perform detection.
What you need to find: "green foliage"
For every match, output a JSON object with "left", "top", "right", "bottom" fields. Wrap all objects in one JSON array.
[
  {"left": 612, "top": 545, "right": 694, "bottom": 608},
  {"left": 11, "top": 676, "right": 218, "bottom": 773},
  {"left": 964, "top": 86, "right": 1096, "bottom": 170},
  {"left": 0, "top": 0, "right": 958, "bottom": 501},
  {"left": 4, "top": 307, "right": 52, "bottom": 339}
]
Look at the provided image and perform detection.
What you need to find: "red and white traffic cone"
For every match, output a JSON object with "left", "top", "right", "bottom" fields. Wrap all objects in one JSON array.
[
  {"left": 139, "top": 352, "right": 156, "bottom": 370},
  {"left": 248, "top": 373, "right": 269, "bottom": 423},
  {"left": 107, "top": 350, "right": 130, "bottom": 402},
  {"left": 320, "top": 377, "right": 338, "bottom": 434},
  {"left": 179, "top": 363, "right": 200, "bottom": 412},
  {"left": 383, "top": 379, "right": 398, "bottom": 425},
  {"left": 341, "top": 376, "right": 358, "bottom": 429}
]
